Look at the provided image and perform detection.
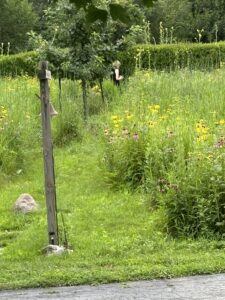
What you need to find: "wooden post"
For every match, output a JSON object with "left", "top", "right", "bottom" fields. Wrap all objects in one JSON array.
[{"left": 38, "top": 61, "right": 59, "bottom": 245}]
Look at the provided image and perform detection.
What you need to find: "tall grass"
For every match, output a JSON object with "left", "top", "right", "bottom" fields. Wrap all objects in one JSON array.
[
  {"left": 0, "top": 76, "right": 83, "bottom": 175},
  {"left": 2, "top": 69, "right": 225, "bottom": 238},
  {"left": 2, "top": 70, "right": 225, "bottom": 288},
  {"left": 103, "top": 68, "right": 225, "bottom": 237}
]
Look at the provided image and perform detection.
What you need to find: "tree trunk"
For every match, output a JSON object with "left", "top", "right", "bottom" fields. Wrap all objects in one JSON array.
[
  {"left": 81, "top": 79, "right": 88, "bottom": 121},
  {"left": 58, "top": 77, "right": 62, "bottom": 112},
  {"left": 99, "top": 79, "right": 105, "bottom": 104}
]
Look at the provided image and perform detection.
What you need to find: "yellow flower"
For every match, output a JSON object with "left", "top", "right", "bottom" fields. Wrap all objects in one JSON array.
[
  {"left": 197, "top": 135, "right": 208, "bottom": 142},
  {"left": 148, "top": 104, "right": 160, "bottom": 113},
  {"left": 111, "top": 115, "right": 118, "bottom": 121},
  {"left": 126, "top": 113, "right": 133, "bottom": 120},
  {"left": 160, "top": 115, "right": 168, "bottom": 120},
  {"left": 104, "top": 128, "right": 109, "bottom": 136},
  {"left": 148, "top": 121, "right": 157, "bottom": 128},
  {"left": 196, "top": 120, "right": 209, "bottom": 135}
]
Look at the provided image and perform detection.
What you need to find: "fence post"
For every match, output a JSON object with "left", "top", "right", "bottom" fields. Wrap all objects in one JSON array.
[{"left": 38, "top": 61, "right": 59, "bottom": 245}]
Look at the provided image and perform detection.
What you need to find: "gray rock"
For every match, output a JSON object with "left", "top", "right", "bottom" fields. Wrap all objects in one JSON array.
[
  {"left": 14, "top": 193, "right": 39, "bottom": 214},
  {"left": 42, "top": 245, "right": 66, "bottom": 256},
  {"left": 42, "top": 245, "right": 73, "bottom": 256}
]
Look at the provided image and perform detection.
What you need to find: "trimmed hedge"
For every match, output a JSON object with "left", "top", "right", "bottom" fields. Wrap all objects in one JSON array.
[
  {"left": 117, "top": 49, "right": 136, "bottom": 78},
  {"left": 0, "top": 51, "right": 39, "bottom": 77},
  {"left": 0, "top": 50, "right": 135, "bottom": 79},
  {"left": 132, "top": 42, "right": 225, "bottom": 71},
  {"left": 2, "top": 42, "right": 225, "bottom": 78}
]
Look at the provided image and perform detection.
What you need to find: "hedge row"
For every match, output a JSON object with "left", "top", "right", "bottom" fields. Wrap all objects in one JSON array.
[
  {"left": 0, "top": 51, "right": 39, "bottom": 77},
  {"left": 2, "top": 42, "right": 225, "bottom": 78},
  {"left": 132, "top": 42, "right": 225, "bottom": 71}
]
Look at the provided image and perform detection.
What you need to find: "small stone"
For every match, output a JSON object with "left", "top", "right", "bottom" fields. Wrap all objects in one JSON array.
[
  {"left": 42, "top": 245, "right": 74, "bottom": 256},
  {"left": 14, "top": 193, "right": 39, "bottom": 214},
  {"left": 42, "top": 245, "right": 66, "bottom": 256}
]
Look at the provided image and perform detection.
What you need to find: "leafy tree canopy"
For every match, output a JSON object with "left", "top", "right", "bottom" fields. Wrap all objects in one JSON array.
[
  {"left": 53, "top": 0, "right": 156, "bottom": 24},
  {"left": 0, "top": 0, "right": 36, "bottom": 53}
]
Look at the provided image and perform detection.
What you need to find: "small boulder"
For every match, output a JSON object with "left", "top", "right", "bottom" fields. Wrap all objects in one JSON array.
[
  {"left": 41, "top": 244, "right": 73, "bottom": 256},
  {"left": 14, "top": 193, "right": 39, "bottom": 214},
  {"left": 42, "top": 245, "right": 65, "bottom": 256}
]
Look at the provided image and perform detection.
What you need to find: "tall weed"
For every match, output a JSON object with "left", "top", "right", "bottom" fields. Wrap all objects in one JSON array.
[
  {"left": 103, "top": 69, "right": 225, "bottom": 237},
  {"left": 0, "top": 76, "right": 83, "bottom": 175}
]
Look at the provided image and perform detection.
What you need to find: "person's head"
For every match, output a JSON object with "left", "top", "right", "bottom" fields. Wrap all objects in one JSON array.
[{"left": 112, "top": 60, "right": 121, "bottom": 69}]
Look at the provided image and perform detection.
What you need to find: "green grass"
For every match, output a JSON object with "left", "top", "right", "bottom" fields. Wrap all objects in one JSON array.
[
  {"left": 2, "top": 70, "right": 225, "bottom": 289},
  {"left": 1, "top": 133, "right": 225, "bottom": 289}
]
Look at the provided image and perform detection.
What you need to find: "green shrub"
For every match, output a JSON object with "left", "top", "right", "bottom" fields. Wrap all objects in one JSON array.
[
  {"left": 0, "top": 52, "right": 39, "bottom": 77},
  {"left": 52, "top": 81, "right": 83, "bottom": 147},
  {"left": 133, "top": 42, "right": 225, "bottom": 71},
  {"left": 104, "top": 134, "right": 146, "bottom": 190},
  {"left": 102, "top": 80, "right": 121, "bottom": 105},
  {"left": 162, "top": 148, "right": 225, "bottom": 238},
  {"left": 1, "top": 42, "right": 225, "bottom": 79},
  {"left": 117, "top": 49, "right": 136, "bottom": 78},
  {"left": 102, "top": 70, "right": 225, "bottom": 238},
  {"left": 53, "top": 111, "right": 83, "bottom": 147},
  {"left": 103, "top": 107, "right": 225, "bottom": 237},
  {"left": 0, "top": 117, "right": 25, "bottom": 174}
]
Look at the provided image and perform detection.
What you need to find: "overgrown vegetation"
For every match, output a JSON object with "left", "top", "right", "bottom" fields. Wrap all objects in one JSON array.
[
  {"left": 1, "top": 70, "right": 225, "bottom": 289},
  {"left": 0, "top": 76, "right": 83, "bottom": 175},
  {"left": 103, "top": 69, "right": 225, "bottom": 237},
  {"left": 3, "top": 0, "right": 225, "bottom": 291}
]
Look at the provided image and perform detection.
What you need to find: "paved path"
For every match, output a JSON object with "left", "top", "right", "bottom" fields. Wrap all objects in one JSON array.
[{"left": 1, "top": 274, "right": 225, "bottom": 299}]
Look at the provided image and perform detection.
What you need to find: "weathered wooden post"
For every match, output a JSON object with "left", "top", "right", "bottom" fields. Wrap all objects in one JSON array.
[{"left": 38, "top": 61, "right": 59, "bottom": 245}]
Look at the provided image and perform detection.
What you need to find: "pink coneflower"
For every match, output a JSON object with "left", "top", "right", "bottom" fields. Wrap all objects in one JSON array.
[{"left": 133, "top": 133, "right": 139, "bottom": 140}]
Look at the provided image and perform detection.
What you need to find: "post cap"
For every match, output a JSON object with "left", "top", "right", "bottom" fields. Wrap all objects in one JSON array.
[{"left": 37, "top": 61, "right": 51, "bottom": 79}]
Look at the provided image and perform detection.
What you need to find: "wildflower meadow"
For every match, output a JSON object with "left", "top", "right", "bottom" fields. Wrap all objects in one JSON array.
[
  {"left": 103, "top": 69, "right": 225, "bottom": 238},
  {"left": 2, "top": 68, "right": 225, "bottom": 288}
]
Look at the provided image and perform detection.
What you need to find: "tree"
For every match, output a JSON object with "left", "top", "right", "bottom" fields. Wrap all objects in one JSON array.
[
  {"left": 40, "top": 0, "right": 146, "bottom": 120},
  {"left": 188, "top": 0, "right": 225, "bottom": 42},
  {"left": 53, "top": 0, "right": 156, "bottom": 24},
  {"left": 29, "top": 0, "right": 51, "bottom": 35},
  {"left": 0, "top": 0, "right": 37, "bottom": 53},
  {"left": 147, "top": 0, "right": 225, "bottom": 43}
]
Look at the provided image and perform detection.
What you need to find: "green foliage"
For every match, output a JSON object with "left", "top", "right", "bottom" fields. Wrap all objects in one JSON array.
[
  {"left": 53, "top": 105, "right": 83, "bottom": 147},
  {"left": 109, "top": 4, "right": 131, "bottom": 24},
  {"left": 3, "top": 71, "right": 225, "bottom": 288},
  {"left": 3, "top": 123, "right": 225, "bottom": 289},
  {"left": 133, "top": 42, "right": 225, "bottom": 70},
  {"left": 163, "top": 152, "right": 225, "bottom": 237},
  {"left": 66, "top": 0, "right": 155, "bottom": 24},
  {"left": 0, "top": 0, "right": 37, "bottom": 53},
  {"left": 0, "top": 52, "right": 39, "bottom": 77},
  {"left": 142, "top": 0, "right": 157, "bottom": 6},
  {"left": 102, "top": 80, "right": 121, "bottom": 104},
  {"left": 101, "top": 42, "right": 225, "bottom": 76},
  {"left": 116, "top": 49, "right": 136, "bottom": 78},
  {"left": 104, "top": 135, "right": 146, "bottom": 190},
  {"left": 102, "top": 69, "right": 225, "bottom": 238},
  {"left": 0, "top": 77, "right": 83, "bottom": 176},
  {"left": 0, "top": 121, "right": 24, "bottom": 174},
  {"left": 147, "top": 0, "right": 225, "bottom": 43},
  {"left": 86, "top": 5, "right": 108, "bottom": 23}
]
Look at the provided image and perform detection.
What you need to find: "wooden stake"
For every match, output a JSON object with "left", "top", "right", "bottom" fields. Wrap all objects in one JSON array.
[{"left": 38, "top": 61, "right": 59, "bottom": 245}]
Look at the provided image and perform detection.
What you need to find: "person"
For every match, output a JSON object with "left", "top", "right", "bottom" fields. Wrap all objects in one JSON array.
[{"left": 111, "top": 60, "right": 123, "bottom": 86}]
